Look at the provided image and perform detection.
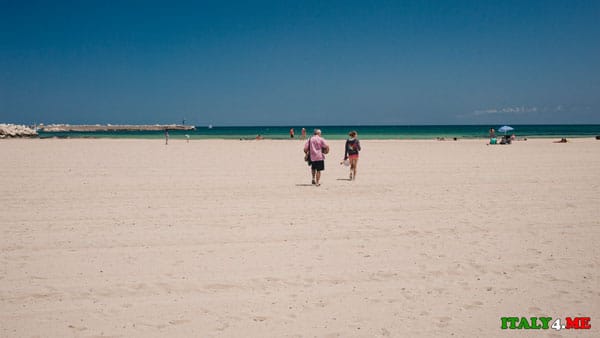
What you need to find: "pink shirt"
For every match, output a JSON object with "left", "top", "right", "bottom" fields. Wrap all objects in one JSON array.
[{"left": 304, "top": 135, "right": 329, "bottom": 161}]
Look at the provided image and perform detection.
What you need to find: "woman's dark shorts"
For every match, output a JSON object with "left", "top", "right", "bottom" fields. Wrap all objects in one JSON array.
[{"left": 311, "top": 160, "right": 325, "bottom": 171}]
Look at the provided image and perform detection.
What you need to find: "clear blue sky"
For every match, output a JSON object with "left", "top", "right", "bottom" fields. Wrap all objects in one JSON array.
[{"left": 1, "top": 0, "right": 599, "bottom": 125}]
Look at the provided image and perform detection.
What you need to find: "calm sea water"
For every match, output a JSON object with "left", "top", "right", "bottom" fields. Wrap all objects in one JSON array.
[{"left": 38, "top": 125, "right": 600, "bottom": 140}]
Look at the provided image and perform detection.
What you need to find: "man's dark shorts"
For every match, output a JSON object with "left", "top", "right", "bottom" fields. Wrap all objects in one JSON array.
[{"left": 311, "top": 160, "right": 325, "bottom": 171}]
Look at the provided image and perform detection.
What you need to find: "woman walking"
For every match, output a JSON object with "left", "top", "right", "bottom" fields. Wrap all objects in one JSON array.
[{"left": 343, "top": 131, "right": 361, "bottom": 180}]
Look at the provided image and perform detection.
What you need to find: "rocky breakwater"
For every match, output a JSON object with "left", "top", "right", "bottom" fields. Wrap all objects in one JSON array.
[
  {"left": 39, "top": 124, "right": 195, "bottom": 132},
  {"left": 0, "top": 124, "right": 38, "bottom": 138}
]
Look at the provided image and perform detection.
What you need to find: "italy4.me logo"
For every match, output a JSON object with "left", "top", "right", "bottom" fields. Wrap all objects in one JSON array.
[{"left": 501, "top": 317, "right": 591, "bottom": 331}]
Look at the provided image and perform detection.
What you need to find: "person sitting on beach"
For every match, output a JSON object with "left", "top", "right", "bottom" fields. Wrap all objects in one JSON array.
[
  {"left": 499, "top": 135, "right": 512, "bottom": 145},
  {"left": 342, "top": 131, "right": 361, "bottom": 180},
  {"left": 255, "top": 134, "right": 264, "bottom": 140},
  {"left": 553, "top": 138, "right": 568, "bottom": 143}
]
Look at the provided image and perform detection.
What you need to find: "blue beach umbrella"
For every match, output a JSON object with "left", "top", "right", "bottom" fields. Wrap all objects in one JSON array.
[{"left": 498, "top": 125, "right": 514, "bottom": 134}]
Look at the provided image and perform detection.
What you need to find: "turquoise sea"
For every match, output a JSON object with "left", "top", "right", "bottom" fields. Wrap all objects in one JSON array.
[{"left": 38, "top": 124, "right": 600, "bottom": 140}]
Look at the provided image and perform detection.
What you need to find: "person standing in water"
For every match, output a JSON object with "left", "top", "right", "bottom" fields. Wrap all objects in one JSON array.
[
  {"left": 290, "top": 128, "right": 295, "bottom": 138},
  {"left": 343, "top": 130, "right": 361, "bottom": 180}
]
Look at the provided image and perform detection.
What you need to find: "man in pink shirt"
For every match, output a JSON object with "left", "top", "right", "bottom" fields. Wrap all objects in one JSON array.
[{"left": 304, "top": 129, "right": 329, "bottom": 186}]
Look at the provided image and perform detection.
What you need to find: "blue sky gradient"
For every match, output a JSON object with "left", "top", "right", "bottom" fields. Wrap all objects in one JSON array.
[{"left": 1, "top": 0, "right": 599, "bottom": 125}]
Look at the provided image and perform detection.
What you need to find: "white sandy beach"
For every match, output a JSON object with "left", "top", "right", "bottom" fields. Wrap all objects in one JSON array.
[{"left": 1, "top": 138, "right": 598, "bottom": 337}]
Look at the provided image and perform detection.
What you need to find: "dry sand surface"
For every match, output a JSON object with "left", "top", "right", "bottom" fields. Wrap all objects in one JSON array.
[{"left": 1, "top": 138, "right": 599, "bottom": 337}]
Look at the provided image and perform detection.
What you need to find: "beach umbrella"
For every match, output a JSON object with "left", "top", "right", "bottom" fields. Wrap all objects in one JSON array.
[{"left": 498, "top": 125, "right": 514, "bottom": 134}]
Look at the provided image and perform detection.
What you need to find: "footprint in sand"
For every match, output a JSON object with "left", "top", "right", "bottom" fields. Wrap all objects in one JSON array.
[
  {"left": 67, "top": 325, "right": 87, "bottom": 332},
  {"left": 252, "top": 316, "right": 268, "bottom": 322},
  {"left": 215, "top": 321, "right": 230, "bottom": 331},
  {"left": 435, "top": 317, "right": 452, "bottom": 327},
  {"left": 528, "top": 306, "right": 542, "bottom": 313},
  {"left": 204, "top": 283, "right": 236, "bottom": 290},
  {"left": 463, "top": 301, "right": 484, "bottom": 309}
]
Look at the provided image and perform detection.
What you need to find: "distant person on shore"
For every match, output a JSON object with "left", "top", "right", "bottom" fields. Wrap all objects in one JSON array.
[
  {"left": 255, "top": 134, "right": 264, "bottom": 140},
  {"left": 185, "top": 134, "right": 190, "bottom": 143},
  {"left": 301, "top": 128, "right": 307, "bottom": 139},
  {"left": 290, "top": 128, "right": 295, "bottom": 138},
  {"left": 500, "top": 135, "right": 512, "bottom": 145},
  {"left": 304, "top": 129, "right": 329, "bottom": 186},
  {"left": 342, "top": 131, "right": 361, "bottom": 180},
  {"left": 554, "top": 138, "right": 568, "bottom": 143},
  {"left": 165, "top": 129, "right": 169, "bottom": 145},
  {"left": 488, "top": 128, "right": 497, "bottom": 145}
]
